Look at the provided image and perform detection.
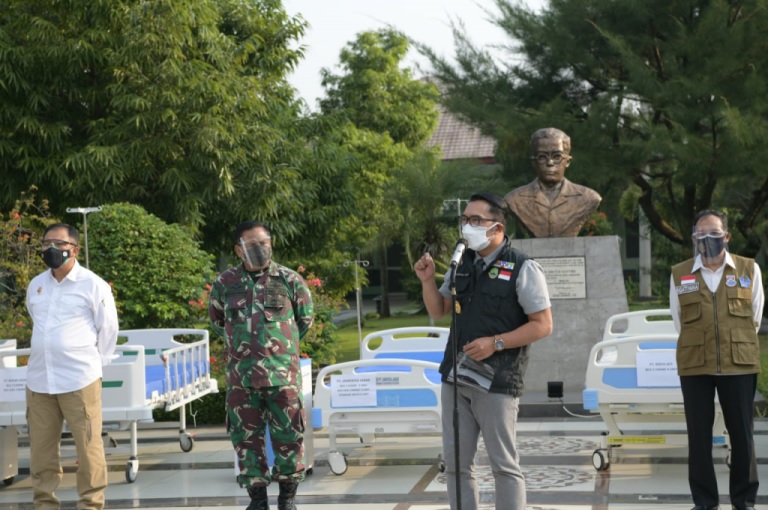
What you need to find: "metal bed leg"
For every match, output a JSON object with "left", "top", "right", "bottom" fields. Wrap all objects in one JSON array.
[
  {"left": 178, "top": 404, "right": 194, "bottom": 452},
  {"left": 125, "top": 421, "right": 139, "bottom": 483}
]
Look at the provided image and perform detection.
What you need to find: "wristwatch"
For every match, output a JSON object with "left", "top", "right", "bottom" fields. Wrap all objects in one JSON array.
[{"left": 493, "top": 335, "right": 504, "bottom": 352}]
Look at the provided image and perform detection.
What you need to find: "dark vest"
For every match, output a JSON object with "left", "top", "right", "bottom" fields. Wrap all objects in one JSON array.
[{"left": 439, "top": 238, "right": 531, "bottom": 396}]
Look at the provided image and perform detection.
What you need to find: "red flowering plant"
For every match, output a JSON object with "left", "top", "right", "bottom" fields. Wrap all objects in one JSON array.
[
  {"left": 296, "top": 265, "right": 345, "bottom": 367},
  {"left": 0, "top": 187, "right": 53, "bottom": 355},
  {"left": 185, "top": 283, "right": 227, "bottom": 382},
  {"left": 579, "top": 211, "right": 614, "bottom": 236}
]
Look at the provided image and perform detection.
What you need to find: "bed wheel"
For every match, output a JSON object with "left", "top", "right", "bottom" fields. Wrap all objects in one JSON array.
[
  {"left": 328, "top": 451, "right": 347, "bottom": 475},
  {"left": 592, "top": 449, "right": 610, "bottom": 471},
  {"left": 179, "top": 433, "right": 194, "bottom": 453},
  {"left": 125, "top": 458, "right": 139, "bottom": 483},
  {"left": 3, "top": 476, "right": 14, "bottom": 486}
]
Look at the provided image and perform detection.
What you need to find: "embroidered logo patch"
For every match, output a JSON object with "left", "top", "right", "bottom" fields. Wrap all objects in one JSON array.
[
  {"left": 725, "top": 275, "right": 736, "bottom": 287},
  {"left": 739, "top": 275, "right": 751, "bottom": 288},
  {"left": 488, "top": 268, "right": 499, "bottom": 279}
]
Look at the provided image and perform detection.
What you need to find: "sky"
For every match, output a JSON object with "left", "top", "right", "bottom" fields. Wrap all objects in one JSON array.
[{"left": 283, "top": 0, "right": 546, "bottom": 110}]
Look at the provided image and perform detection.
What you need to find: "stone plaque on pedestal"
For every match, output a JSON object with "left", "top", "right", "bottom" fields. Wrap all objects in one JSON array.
[{"left": 509, "top": 236, "right": 628, "bottom": 395}]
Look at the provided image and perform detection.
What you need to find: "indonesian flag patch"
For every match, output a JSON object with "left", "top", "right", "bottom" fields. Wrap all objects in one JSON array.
[{"left": 680, "top": 274, "right": 696, "bottom": 285}]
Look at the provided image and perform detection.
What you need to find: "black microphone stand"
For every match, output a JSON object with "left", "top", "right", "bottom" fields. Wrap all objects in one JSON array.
[{"left": 449, "top": 258, "right": 463, "bottom": 510}]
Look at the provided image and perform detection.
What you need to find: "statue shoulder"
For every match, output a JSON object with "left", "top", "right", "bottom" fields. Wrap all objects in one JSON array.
[
  {"left": 504, "top": 180, "right": 538, "bottom": 199},
  {"left": 563, "top": 178, "right": 602, "bottom": 203}
]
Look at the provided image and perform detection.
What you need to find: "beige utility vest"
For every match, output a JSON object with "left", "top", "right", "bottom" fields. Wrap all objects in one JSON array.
[{"left": 671, "top": 254, "right": 759, "bottom": 376}]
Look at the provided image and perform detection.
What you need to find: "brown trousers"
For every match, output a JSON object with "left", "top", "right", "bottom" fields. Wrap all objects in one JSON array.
[{"left": 26, "top": 378, "right": 107, "bottom": 510}]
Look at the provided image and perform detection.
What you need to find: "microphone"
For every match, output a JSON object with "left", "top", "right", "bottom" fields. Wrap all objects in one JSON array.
[{"left": 449, "top": 239, "right": 467, "bottom": 268}]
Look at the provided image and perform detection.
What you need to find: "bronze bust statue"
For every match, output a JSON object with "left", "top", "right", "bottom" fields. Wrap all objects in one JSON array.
[{"left": 504, "top": 128, "right": 602, "bottom": 238}]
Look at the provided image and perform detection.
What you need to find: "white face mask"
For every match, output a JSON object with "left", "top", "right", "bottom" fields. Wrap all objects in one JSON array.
[{"left": 462, "top": 223, "right": 499, "bottom": 251}]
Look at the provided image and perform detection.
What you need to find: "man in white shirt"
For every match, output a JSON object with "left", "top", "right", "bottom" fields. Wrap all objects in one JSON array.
[{"left": 25, "top": 223, "right": 119, "bottom": 510}]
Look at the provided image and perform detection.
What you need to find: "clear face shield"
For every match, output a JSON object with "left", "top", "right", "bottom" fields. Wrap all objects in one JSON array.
[{"left": 692, "top": 228, "right": 728, "bottom": 260}]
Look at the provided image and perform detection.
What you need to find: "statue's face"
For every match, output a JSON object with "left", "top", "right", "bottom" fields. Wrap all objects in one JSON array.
[{"left": 532, "top": 137, "right": 571, "bottom": 187}]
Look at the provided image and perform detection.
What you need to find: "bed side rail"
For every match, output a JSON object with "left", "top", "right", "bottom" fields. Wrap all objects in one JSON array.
[
  {"left": 583, "top": 334, "right": 682, "bottom": 410},
  {"left": 360, "top": 326, "right": 449, "bottom": 363},
  {"left": 602, "top": 309, "right": 675, "bottom": 342}
]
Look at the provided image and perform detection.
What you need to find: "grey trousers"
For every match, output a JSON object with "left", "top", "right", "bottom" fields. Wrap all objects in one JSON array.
[{"left": 441, "top": 383, "right": 525, "bottom": 510}]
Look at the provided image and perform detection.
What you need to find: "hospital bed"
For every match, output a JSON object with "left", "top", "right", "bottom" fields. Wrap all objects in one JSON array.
[
  {"left": 313, "top": 326, "right": 448, "bottom": 475},
  {"left": 582, "top": 329, "right": 728, "bottom": 471},
  {"left": 0, "top": 328, "right": 218, "bottom": 484}
]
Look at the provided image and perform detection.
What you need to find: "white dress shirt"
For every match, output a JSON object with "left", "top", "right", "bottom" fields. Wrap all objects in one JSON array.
[
  {"left": 26, "top": 260, "right": 119, "bottom": 394},
  {"left": 669, "top": 252, "right": 765, "bottom": 334}
]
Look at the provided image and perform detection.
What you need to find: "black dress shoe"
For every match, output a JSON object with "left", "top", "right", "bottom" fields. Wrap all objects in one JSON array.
[
  {"left": 732, "top": 507, "right": 755, "bottom": 510},
  {"left": 691, "top": 506, "right": 720, "bottom": 510}
]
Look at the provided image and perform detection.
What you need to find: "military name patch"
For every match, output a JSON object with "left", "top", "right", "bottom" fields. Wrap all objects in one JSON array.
[
  {"left": 676, "top": 283, "right": 699, "bottom": 294},
  {"left": 493, "top": 260, "right": 515, "bottom": 270}
]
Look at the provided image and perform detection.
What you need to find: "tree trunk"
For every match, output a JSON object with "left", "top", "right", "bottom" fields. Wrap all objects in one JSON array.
[{"left": 379, "top": 241, "right": 391, "bottom": 318}]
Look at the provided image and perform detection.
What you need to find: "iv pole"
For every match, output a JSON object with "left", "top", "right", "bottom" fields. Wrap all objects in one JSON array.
[{"left": 66, "top": 206, "right": 103, "bottom": 268}]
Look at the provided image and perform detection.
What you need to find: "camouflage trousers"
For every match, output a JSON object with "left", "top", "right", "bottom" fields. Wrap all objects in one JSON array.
[{"left": 227, "top": 384, "right": 306, "bottom": 487}]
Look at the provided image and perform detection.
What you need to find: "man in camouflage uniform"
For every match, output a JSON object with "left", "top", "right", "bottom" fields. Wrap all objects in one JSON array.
[{"left": 209, "top": 221, "right": 314, "bottom": 510}]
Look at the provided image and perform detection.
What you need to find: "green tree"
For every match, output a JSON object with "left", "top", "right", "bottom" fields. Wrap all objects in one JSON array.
[
  {"left": 0, "top": 0, "right": 306, "bottom": 240},
  {"left": 421, "top": 0, "right": 768, "bottom": 256},
  {"left": 87, "top": 203, "right": 215, "bottom": 329},
  {"left": 320, "top": 29, "right": 440, "bottom": 149},
  {"left": 0, "top": 188, "right": 54, "bottom": 348},
  {"left": 319, "top": 29, "right": 440, "bottom": 316}
]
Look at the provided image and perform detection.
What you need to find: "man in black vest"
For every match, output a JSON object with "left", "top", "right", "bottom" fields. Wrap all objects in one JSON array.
[
  {"left": 670, "top": 209, "right": 764, "bottom": 510},
  {"left": 414, "top": 192, "right": 553, "bottom": 510}
]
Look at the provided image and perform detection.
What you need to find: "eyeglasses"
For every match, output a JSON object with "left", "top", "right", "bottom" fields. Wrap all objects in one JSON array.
[
  {"left": 460, "top": 215, "right": 495, "bottom": 227},
  {"left": 532, "top": 152, "right": 570, "bottom": 165},
  {"left": 41, "top": 239, "right": 77, "bottom": 250},
  {"left": 692, "top": 229, "right": 727, "bottom": 239}
]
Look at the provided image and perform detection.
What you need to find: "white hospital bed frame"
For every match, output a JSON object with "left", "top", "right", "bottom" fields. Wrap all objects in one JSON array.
[
  {"left": 583, "top": 325, "right": 729, "bottom": 471},
  {"left": 0, "top": 328, "right": 218, "bottom": 484},
  {"left": 313, "top": 326, "right": 448, "bottom": 475}
]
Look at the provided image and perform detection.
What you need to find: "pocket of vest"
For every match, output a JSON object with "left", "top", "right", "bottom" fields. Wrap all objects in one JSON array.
[
  {"left": 730, "top": 328, "right": 759, "bottom": 366},
  {"left": 727, "top": 288, "right": 753, "bottom": 317},
  {"left": 677, "top": 331, "right": 705, "bottom": 368},
  {"left": 680, "top": 302, "right": 701, "bottom": 323}
]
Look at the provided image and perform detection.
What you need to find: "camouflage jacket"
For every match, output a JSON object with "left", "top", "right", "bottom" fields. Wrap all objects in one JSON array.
[{"left": 208, "top": 261, "right": 314, "bottom": 389}]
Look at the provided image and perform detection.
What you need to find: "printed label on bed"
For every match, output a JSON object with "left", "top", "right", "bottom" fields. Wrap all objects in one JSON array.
[
  {"left": 636, "top": 351, "right": 679, "bottom": 387},
  {"left": 0, "top": 367, "right": 28, "bottom": 402},
  {"left": 331, "top": 374, "right": 376, "bottom": 407}
]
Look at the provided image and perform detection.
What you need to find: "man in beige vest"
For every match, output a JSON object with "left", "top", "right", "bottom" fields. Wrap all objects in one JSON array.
[
  {"left": 504, "top": 127, "right": 601, "bottom": 238},
  {"left": 669, "top": 209, "right": 764, "bottom": 510}
]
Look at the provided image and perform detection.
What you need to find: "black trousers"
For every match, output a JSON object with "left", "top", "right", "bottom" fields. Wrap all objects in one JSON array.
[{"left": 680, "top": 373, "right": 759, "bottom": 509}]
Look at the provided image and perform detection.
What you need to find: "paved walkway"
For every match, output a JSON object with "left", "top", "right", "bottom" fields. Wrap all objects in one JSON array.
[{"left": 2, "top": 416, "right": 766, "bottom": 509}]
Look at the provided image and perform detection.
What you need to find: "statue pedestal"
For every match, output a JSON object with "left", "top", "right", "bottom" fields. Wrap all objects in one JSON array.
[{"left": 508, "top": 235, "right": 628, "bottom": 396}]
